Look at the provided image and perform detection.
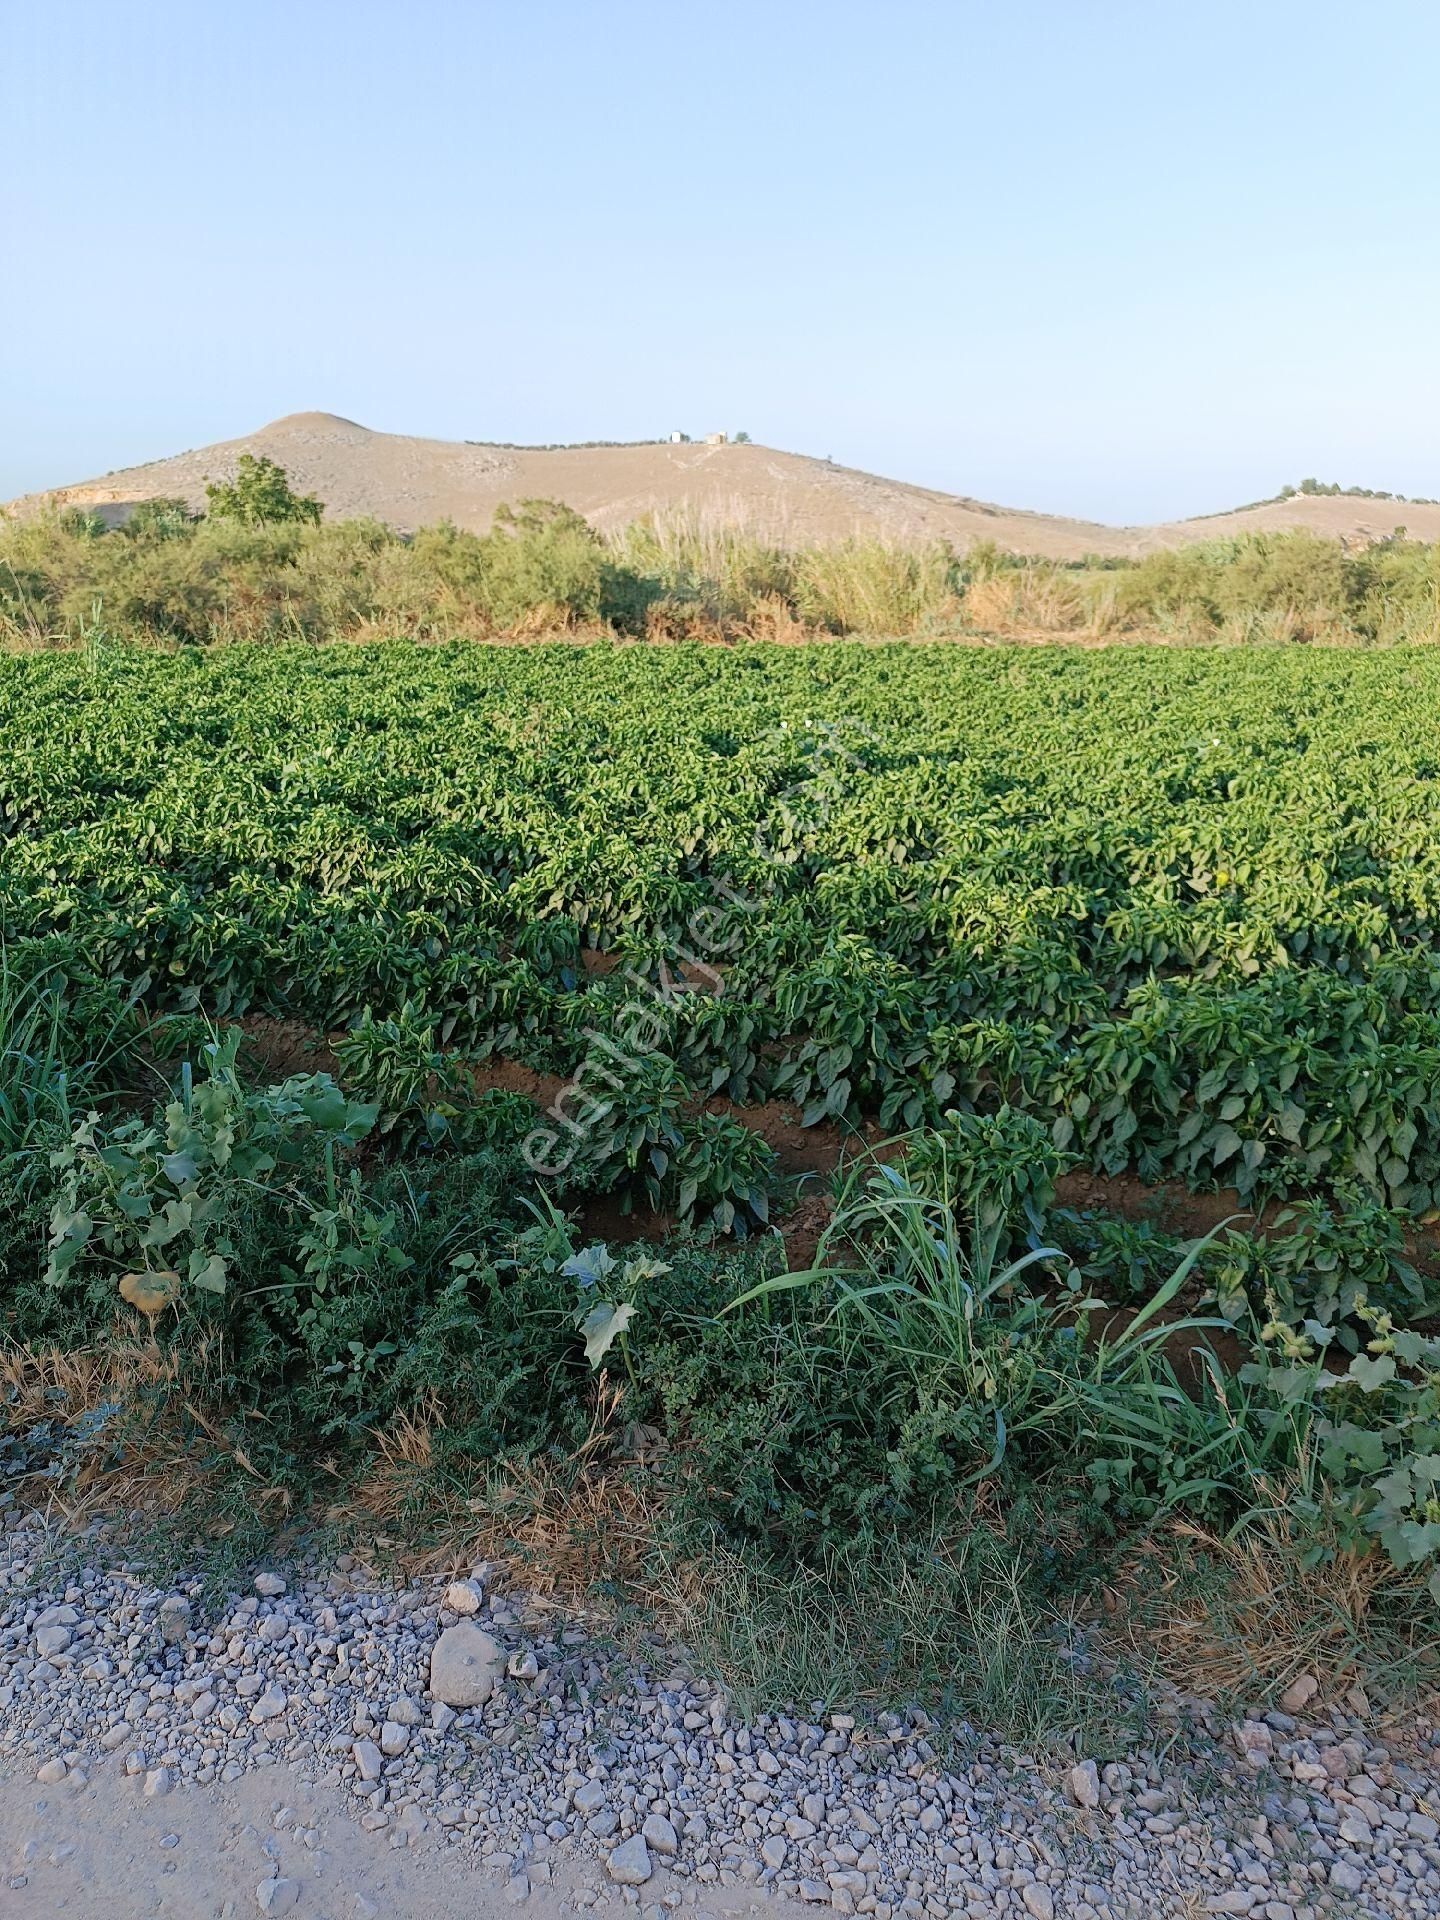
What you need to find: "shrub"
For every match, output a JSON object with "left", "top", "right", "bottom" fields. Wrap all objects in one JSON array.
[
  {"left": 204, "top": 454, "right": 323, "bottom": 527},
  {"left": 479, "top": 500, "right": 606, "bottom": 627},
  {"left": 1246, "top": 1308, "right": 1440, "bottom": 1600},
  {"left": 334, "top": 1001, "right": 474, "bottom": 1152},
  {"left": 669, "top": 1111, "right": 775, "bottom": 1235},
  {"left": 1211, "top": 1191, "right": 1429, "bottom": 1342},
  {"left": 9, "top": 484, "right": 1440, "bottom": 646},
  {"left": 44, "top": 1033, "right": 378, "bottom": 1308},
  {"left": 120, "top": 497, "right": 195, "bottom": 543}
]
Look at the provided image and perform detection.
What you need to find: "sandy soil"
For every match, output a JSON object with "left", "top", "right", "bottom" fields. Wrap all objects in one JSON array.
[
  {"left": 14, "top": 413, "right": 1434, "bottom": 559},
  {"left": 0, "top": 1750, "right": 799, "bottom": 1920}
]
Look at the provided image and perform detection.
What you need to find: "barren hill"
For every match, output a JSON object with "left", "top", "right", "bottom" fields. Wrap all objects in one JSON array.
[{"left": 11, "top": 412, "right": 1440, "bottom": 558}]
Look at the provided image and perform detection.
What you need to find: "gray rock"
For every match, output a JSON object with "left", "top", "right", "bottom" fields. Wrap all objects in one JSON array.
[
  {"left": 643, "top": 1813, "right": 679, "bottom": 1857},
  {"left": 158, "top": 1597, "right": 193, "bottom": 1645},
  {"left": 250, "top": 1685, "right": 287, "bottom": 1722},
  {"left": 2, "top": 1500, "right": 1437, "bottom": 1920},
  {"left": 443, "top": 1579, "right": 483, "bottom": 1615},
  {"left": 1066, "top": 1761, "right": 1101, "bottom": 1810},
  {"left": 1279, "top": 1673, "right": 1319, "bottom": 1714},
  {"left": 607, "top": 1836, "right": 654, "bottom": 1886},
  {"left": 256, "top": 1877, "right": 301, "bottom": 1913},
  {"left": 34, "top": 1626, "right": 71, "bottom": 1657},
  {"left": 428, "top": 1622, "right": 502, "bottom": 1707},
  {"left": 254, "top": 1573, "right": 287, "bottom": 1598}
]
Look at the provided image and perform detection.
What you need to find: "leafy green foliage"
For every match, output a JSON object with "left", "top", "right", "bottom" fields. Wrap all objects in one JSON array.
[
  {"left": 562, "top": 1240, "right": 671, "bottom": 1373},
  {"left": 0, "top": 941, "right": 138, "bottom": 1178},
  {"left": 45, "top": 1033, "right": 376, "bottom": 1301},
  {"left": 14, "top": 486, "right": 1440, "bottom": 646},
  {"left": 204, "top": 454, "right": 323, "bottom": 527},
  {"left": 729, "top": 1159, "right": 1251, "bottom": 1515},
  {"left": 10, "top": 642, "right": 1440, "bottom": 1222},
  {"left": 903, "top": 1106, "right": 1065, "bottom": 1261},
  {"left": 669, "top": 1111, "right": 775, "bottom": 1235},
  {"left": 120, "top": 497, "right": 195, "bottom": 542},
  {"left": 5, "top": 638, "right": 1440, "bottom": 1635},
  {"left": 331, "top": 1002, "right": 529, "bottom": 1153},
  {"left": 1246, "top": 1310, "right": 1440, "bottom": 1599},
  {"left": 1050, "top": 1210, "right": 1189, "bottom": 1304},
  {"left": 560, "top": 1054, "right": 688, "bottom": 1204},
  {"left": 1213, "top": 1190, "right": 1427, "bottom": 1343}
]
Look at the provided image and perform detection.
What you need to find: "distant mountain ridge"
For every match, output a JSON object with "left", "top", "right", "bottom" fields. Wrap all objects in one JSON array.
[{"left": 11, "top": 412, "right": 1440, "bottom": 559}]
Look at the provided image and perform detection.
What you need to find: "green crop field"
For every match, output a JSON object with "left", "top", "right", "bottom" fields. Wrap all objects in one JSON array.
[
  {"left": 7, "top": 640, "right": 1440, "bottom": 1205},
  {"left": 4, "top": 636, "right": 1440, "bottom": 1671}
]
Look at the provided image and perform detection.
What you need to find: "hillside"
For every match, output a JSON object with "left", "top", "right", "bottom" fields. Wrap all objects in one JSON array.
[{"left": 11, "top": 412, "right": 1440, "bottom": 558}]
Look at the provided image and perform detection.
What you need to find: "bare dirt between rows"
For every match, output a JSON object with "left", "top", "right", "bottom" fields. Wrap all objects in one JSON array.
[{"left": 235, "top": 1012, "right": 1425, "bottom": 1266}]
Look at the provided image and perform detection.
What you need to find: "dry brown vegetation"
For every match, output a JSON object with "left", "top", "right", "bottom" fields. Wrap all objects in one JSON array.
[{"left": 7, "top": 484, "right": 1440, "bottom": 651}]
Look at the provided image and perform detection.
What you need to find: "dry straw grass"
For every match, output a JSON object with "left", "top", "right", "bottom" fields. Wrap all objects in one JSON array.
[
  {"left": 0, "top": 1335, "right": 290, "bottom": 1526},
  {"left": 2, "top": 1339, "right": 662, "bottom": 1599},
  {"left": 963, "top": 569, "right": 1108, "bottom": 637},
  {"left": 333, "top": 1383, "right": 665, "bottom": 1596},
  {"left": 1120, "top": 1508, "right": 1420, "bottom": 1707}
]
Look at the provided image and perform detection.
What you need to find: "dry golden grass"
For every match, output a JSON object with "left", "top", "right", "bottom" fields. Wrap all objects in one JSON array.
[
  {"left": 2, "top": 1340, "right": 662, "bottom": 1600},
  {"left": 330, "top": 1382, "right": 666, "bottom": 1596},
  {"left": 963, "top": 570, "right": 1093, "bottom": 635},
  {"left": 1120, "top": 1509, "right": 1418, "bottom": 1706},
  {"left": 0, "top": 1336, "right": 290, "bottom": 1526},
  {"left": 740, "top": 593, "right": 813, "bottom": 645}
]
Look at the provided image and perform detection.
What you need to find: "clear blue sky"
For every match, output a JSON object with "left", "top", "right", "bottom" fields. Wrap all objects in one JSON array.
[{"left": 4, "top": 0, "right": 1438, "bottom": 523}]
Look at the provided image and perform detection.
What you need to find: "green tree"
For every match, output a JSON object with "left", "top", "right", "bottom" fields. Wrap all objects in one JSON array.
[{"left": 205, "top": 454, "right": 322, "bottom": 527}]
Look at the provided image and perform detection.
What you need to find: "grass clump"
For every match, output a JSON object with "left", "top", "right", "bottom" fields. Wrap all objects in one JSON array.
[{"left": 658, "top": 1520, "right": 1133, "bottom": 1751}]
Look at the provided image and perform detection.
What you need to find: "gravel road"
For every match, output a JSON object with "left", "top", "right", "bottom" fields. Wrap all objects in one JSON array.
[{"left": 1, "top": 1510, "right": 1437, "bottom": 1918}]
